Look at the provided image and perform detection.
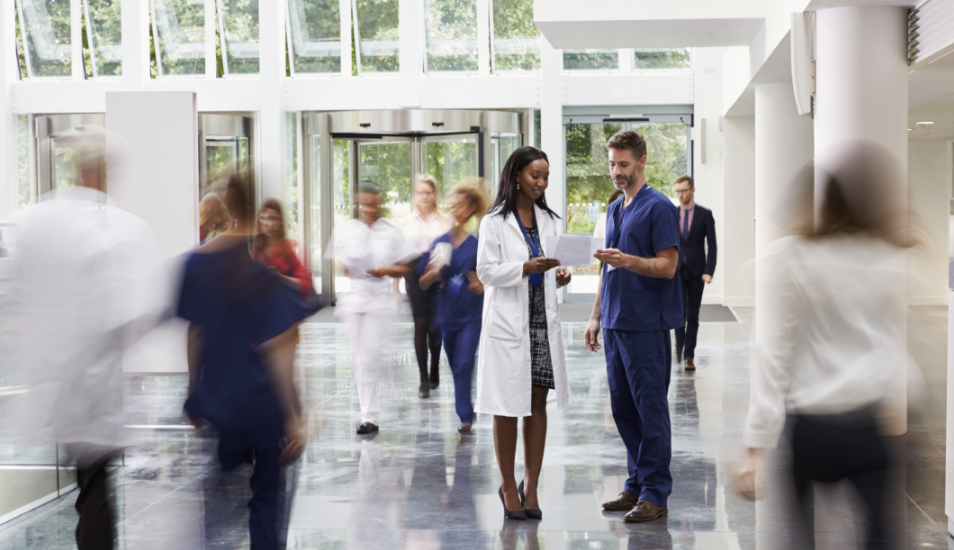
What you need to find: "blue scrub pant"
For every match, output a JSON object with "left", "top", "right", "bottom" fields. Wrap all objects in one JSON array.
[
  {"left": 211, "top": 426, "right": 295, "bottom": 550},
  {"left": 443, "top": 324, "right": 480, "bottom": 424},
  {"left": 604, "top": 329, "right": 673, "bottom": 508}
]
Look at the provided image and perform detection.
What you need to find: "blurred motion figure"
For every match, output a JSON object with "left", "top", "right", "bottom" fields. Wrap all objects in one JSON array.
[
  {"left": 6, "top": 126, "right": 161, "bottom": 550},
  {"left": 738, "top": 143, "right": 910, "bottom": 550},
  {"left": 178, "top": 174, "right": 306, "bottom": 549},
  {"left": 419, "top": 181, "right": 490, "bottom": 433},
  {"left": 326, "top": 182, "right": 415, "bottom": 435}
]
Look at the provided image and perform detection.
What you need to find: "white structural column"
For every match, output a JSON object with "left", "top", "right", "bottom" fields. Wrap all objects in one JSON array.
[
  {"left": 754, "top": 83, "right": 813, "bottom": 254},
  {"left": 752, "top": 84, "right": 813, "bottom": 548},
  {"left": 259, "top": 0, "right": 285, "bottom": 202},
  {"left": 0, "top": 0, "right": 16, "bottom": 216},
  {"left": 815, "top": 6, "right": 908, "bottom": 438}
]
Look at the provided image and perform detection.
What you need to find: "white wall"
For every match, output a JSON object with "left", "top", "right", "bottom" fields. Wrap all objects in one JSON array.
[
  {"left": 692, "top": 48, "right": 726, "bottom": 304},
  {"left": 722, "top": 115, "right": 756, "bottom": 307},
  {"left": 106, "top": 91, "right": 197, "bottom": 374},
  {"left": 908, "top": 139, "right": 953, "bottom": 305}
]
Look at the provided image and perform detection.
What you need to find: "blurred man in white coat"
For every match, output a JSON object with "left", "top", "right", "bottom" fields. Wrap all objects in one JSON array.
[{"left": 6, "top": 126, "right": 162, "bottom": 550}]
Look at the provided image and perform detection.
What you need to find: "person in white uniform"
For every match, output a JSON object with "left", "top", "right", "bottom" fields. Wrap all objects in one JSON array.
[
  {"left": 5, "top": 126, "right": 163, "bottom": 550},
  {"left": 326, "top": 183, "right": 415, "bottom": 435},
  {"left": 476, "top": 146, "right": 572, "bottom": 521}
]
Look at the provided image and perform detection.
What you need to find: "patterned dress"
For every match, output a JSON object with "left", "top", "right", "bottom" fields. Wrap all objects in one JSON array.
[{"left": 524, "top": 226, "right": 555, "bottom": 390}]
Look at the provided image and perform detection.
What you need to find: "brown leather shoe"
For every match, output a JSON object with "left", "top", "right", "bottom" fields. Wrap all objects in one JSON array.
[
  {"left": 624, "top": 500, "right": 668, "bottom": 522},
  {"left": 685, "top": 357, "right": 696, "bottom": 371},
  {"left": 602, "top": 491, "right": 640, "bottom": 511}
]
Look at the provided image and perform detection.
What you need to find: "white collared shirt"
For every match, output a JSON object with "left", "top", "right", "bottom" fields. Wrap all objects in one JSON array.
[{"left": 400, "top": 210, "right": 453, "bottom": 255}]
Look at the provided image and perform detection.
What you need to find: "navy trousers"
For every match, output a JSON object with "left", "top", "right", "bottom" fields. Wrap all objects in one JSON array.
[
  {"left": 604, "top": 329, "right": 673, "bottom": 508},
  {"left": 211, "top": 426, "right": 294, "bottom": 550},
  {"left": 443, "top": 324, "right": 480, "bottom": 424}
]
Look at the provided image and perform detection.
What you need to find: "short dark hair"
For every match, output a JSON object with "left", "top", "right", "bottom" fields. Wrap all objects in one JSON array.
[
  {"left": 675, "top": 175, "right": 694, "bottom": 189},
  {"left": 358, "top": 182, "right": 382, "bottom": 196},
  {"left": 606, "top": 130, "right": 647, "bottom": 161}
]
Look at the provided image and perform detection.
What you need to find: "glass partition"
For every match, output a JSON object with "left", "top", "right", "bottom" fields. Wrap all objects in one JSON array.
[
  {"left": 491, "top": 133, "right": 520, "bottom": 190},
  {"left": 17, "top": 0, "right": 73, "bottom": 77},
  {"left": 490, "top": 0, "right": 539, "bottom": 71},
  {"left": 353, "top": 0, "right": 399, "bottom": 73},
  {"left": 422, "top": 135, "right": 479, "bottom": 206},
  {"left": 286, "top": 0, "right": 341, "bottom": 74},
  {"left": 563, "top": 49, "right": 617, "bottom": 71},
  {"left": 151, "top": 0, "right": 207, "bottom": 76},
  {"left": 424, "top": 0, "right": 477, "bottom": 72},
  {"left": 358, "top": 140, "right": 412, "bottom": 217},
  {"left": 634, "top": 48, "right": 691, "bottom": 70},
  {"left": 85, "top": 0, "right": 123, "bottom": 76},
  {"left": 219, "top": 0, "right": 259, "bottom": 75}
]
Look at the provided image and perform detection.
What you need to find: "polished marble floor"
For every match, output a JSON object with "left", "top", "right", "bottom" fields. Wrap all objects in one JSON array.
[{"left": 0, "top": 307, "right": 950, "bottom": 549}]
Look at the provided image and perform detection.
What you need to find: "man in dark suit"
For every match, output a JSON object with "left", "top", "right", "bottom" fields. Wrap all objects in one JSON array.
[{"left": 673, "top": 176, "right": 716, "bottom": 371}]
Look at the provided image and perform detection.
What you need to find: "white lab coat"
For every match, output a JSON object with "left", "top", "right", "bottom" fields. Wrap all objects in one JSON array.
[
  {"left": 5, "top": 187, "right": 162, "bottom": 450},
  {"left": 475, "top": 205, "right": 571, "bottom": 417}
]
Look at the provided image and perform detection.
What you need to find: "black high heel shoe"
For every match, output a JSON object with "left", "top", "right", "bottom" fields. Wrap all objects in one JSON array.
[
  {"left": 498, "top": 486, "right": 527, "bottom": 520},
  {"left": 518, "top": 480, "right": 542, "bottom": 519}
]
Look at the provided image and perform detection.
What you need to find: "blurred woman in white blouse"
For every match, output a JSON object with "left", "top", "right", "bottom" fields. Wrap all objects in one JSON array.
[
  {"left": 738, "top": 142, "right": 914, "bottom": 550},
  {"left": 400, "top": 174, "right": 453, "bottom": 398}
]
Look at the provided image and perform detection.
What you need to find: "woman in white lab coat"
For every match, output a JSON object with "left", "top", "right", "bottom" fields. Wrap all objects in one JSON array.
[{"left": 476, "top": 146, "right": 572, "bottom": 521}]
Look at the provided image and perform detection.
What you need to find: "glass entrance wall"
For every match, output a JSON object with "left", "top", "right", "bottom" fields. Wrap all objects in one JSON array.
[
  {"left": 303, "top": 109, "right": 522, "bottom": 304},
  {"left": 562, "top": 109, "right": 692, "bottom": 300},
  {"left": 422, "top": 135, "right": 479, "bottom": 207},
  {"left": 198, "top": 114, "right": 254, "bottom": 245}
]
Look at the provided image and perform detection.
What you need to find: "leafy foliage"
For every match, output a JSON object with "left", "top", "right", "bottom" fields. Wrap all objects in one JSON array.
[
  {"left": 634, "top": 48, "right": 690, "bottom": 69},
  {"left": 563, "top": 50, "right": 617, "bottom": 71},
  {"left": 492, "top": 0, "right": 538, "bottom": 71},
  {"left": 565, "top": 123, "right": 688, "bottom": 234},
  {"left": 354, "top": 0, "right": 399, "bottom": 72}
]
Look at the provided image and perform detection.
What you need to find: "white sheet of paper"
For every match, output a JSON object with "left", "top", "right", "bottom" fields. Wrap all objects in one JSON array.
[
  {"left": 543, "top": 235, "right": 603, "bottom": 267},
  {"left": 345, "top": 251, "right": 376, "bottom": 277}
]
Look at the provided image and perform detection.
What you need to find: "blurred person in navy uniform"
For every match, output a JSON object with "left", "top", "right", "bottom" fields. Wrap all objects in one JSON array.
[
  {"left": 738, "top": 144, "right": 909, "bottom": 550},
  {"left": 178, "top": 174, "right": 306, "bottom": 550},
  {"left": 672, "top": 175, "right": 716, "bottom": 371},
  {"left": 6, "top": 126, "right": 163, "bottom": 550},
  {"left": 418, "top": 181, "right": 490, "bottom": 434},
  {"left": 585, "top": 130, "right": 682, "bottom": 523}
]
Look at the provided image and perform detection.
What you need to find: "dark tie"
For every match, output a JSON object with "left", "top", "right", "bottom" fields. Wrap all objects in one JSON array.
[{"left": 682, "top": 211, "right": 689, "bottom": 265}]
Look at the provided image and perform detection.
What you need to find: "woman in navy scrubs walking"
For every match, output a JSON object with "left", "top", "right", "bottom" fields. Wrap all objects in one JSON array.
[{"left": 419, "top": 181, "right": 490, "bottom": 433}]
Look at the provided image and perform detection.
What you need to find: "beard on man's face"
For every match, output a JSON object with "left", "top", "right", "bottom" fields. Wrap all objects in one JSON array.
[{"left": 613, "top": 172, "right": 637, "bottom": 190}]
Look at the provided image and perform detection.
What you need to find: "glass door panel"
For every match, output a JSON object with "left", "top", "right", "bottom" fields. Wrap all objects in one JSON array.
[
  {"left": 563, "top": 119, "right": 689, "bottom": 301},
  {"left": 330, "top": 138, "right": 352, "bottom": 295},
  {"left": 421, "top": 134, "right": 478, "bottom": 208},
  {"left": 564, "top": 122, "right": 620, "bottom": 297},
  {"left": 357, "top": 140, "right": 412, "bottom": 219},
  {"left": 491, "top": 133, "right": 521, "bottom": 191}
]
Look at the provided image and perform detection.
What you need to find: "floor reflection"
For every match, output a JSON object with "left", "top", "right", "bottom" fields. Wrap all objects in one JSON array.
[{"left": 0, "top": 312, "right": 950, "bottom": 549}]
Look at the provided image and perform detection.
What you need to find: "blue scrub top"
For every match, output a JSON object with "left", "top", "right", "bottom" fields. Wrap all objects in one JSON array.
[
  {"left": 601, "top": 184, "right": 684, "bottom": 332},
  {"left": 177, "top": 239, "right": 298, "bottom": 433},
  {"left": 418, "top": 232, "right": 483, "bottom": 332}
]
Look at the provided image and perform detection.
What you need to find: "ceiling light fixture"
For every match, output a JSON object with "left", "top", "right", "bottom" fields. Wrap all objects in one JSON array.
[{"left": 916, "top": 121, "right": 935, "bottom": 129}]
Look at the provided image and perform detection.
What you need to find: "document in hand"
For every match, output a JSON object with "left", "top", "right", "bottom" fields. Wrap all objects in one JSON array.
[
  {"left": 345, "top": 251, "right": 377, "bottom": 277},
  {"left": 542, "top": 235, "right": 603, "bottom": 267}
]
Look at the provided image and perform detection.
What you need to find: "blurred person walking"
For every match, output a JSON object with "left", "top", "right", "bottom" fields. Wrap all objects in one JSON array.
[
  {"left": 585, "top": 130, "right": 683, "bottom": 522},
  {"left": 252, "top": 198, "right": 322, "bottom": 323},
  {"left": 199, "top": 192, "right": 230, "bottom": 244},
  {"left": 400, "top": 174, "right": 453, "bottom": 398},
  {"left": 672, "top": 175, "right": 717, "bottom": 371},
  {"left": 737, "top": 144, "right": 909, "bottom": 550},
  {"left": 419, "top": 181, "right": 490, "bottom": 433},
  {"left": 6, "top": 126, "right": 162, "bottom": 550},
  {"left": 179, "top": 175, "right": 306, "bottom": 550},
  {"left": 476, "top": 147, "right": 572, "bottom": 521},
  {"left": 326, "top": 183, "right": 415, "bottom": 435}
]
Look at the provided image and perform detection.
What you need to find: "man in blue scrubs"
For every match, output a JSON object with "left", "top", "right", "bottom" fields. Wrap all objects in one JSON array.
[{"left": 585, "top": 130, "right": 683, "bottom": 522}]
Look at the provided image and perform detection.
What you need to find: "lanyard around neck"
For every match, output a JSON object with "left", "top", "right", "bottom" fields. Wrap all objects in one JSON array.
[{"left": 515, "top": 209, "right": 543, "bottom": 287}]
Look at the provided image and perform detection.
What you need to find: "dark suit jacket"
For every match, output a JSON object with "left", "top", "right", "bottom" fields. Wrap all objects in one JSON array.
[{"left": 679, "top": 204, "right": 717, "bottom": 279}]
